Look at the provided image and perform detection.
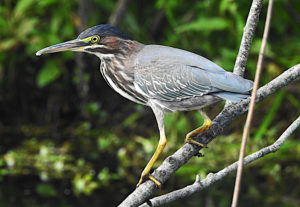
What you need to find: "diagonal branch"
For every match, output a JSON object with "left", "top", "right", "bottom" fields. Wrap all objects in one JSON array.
[
  {"left": 118, "top": 63, "right": 300, "bottom": 207},
  {"left": 118, "top": 1, "right": 294, "bottom": 206},
  {"left": 232, "top": 1, "right": 273, "bottom": 206},
  {"left": 140, "top": 116, "right": 300, "bottom": 206},
  {"left": 233, "top": 0, "right": 264, "bottom": 77}
]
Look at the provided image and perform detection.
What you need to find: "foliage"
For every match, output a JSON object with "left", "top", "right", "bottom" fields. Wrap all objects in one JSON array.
[{"left": 0, "top": 0, "right": 300, "bottom": 207}]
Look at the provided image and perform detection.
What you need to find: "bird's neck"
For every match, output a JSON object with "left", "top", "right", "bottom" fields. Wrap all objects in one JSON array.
[
  {"left": 99, "top": 40, "right": 144, "bottom": 74},
  {"left": 99, "top": 40, "right": 144, "bottom": 62},
  {"left": 98, "top": 41, "right": 147, "bottom": 104}
]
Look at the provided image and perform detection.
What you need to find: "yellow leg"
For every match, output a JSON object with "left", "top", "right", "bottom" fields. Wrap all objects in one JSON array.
[
  {"left": 184, "top": 111, "right": 212, "bottom": 148},
  {"left": 137, "top": 133, "right": 166, "bottom": 188},
  {"left": 137, "top": 105, "right": 166, "bottom": 188}
]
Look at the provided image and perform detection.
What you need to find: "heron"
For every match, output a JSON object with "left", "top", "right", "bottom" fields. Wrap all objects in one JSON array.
[{"left": 36, "top": 24, "right": 253, "bottom": 188}]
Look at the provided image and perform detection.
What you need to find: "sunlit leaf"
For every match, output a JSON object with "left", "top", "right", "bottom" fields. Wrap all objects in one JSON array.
[
  {"left": 15, "top": 0, "right": 37, "bottom": 17},
  {"left": 36, "top": 61, "right": 61, "bottom": 87},
  {"left": 97, "top": 137, "right": 110, "bottom": 150},
  {"left": 17, "top": 18, "right": 38, "bottom": 38},
  {"left": 266, "top": 62, "right": 282, "bottom": 77},
  {"left": 37, "top": 0, "right": 58, "bottom": 8},
  {"left": 0, "top": 38, "right": 18, "bottom": 51},
  {"left": 176, "top": 18, "right": 229, "bottom": 33}
]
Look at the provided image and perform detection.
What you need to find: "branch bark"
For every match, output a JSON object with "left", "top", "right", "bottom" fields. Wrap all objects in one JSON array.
[
  {"left": 233, "top": 0, "right": 264, "bottom": 77},
  {"left": 232, "top": 1, "right": 273, "bottom": 206},
  {"left": 140, "top": 116, "right": 300, "bottom": 206},
  {"left": 118, "top": 0, "right": 299, "bottom": 205},
  {"left": 118, "top": 63, "right": 300, "bottom": 207}
]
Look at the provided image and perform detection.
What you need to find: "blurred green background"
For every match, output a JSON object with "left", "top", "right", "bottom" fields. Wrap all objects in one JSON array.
[{"left": 0, "top": 0, "right": 300, "bottom": 206}]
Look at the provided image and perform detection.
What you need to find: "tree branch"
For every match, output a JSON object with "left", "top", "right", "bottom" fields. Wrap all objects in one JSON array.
[
  {"left": 108, "top": 0, "right": 132, "bottom": 27},
  {"left": 118, "top": 64, "right": 300, "bottom": 207},
  {"left": 140, "top": 116, "right": 300, "bottom": 206},
  {"left": 233, "top": 0, "right": 264, "bottom": 77},
  {"left": 76, "top": 0, "right": 89, "bottom": 115},
  {"left": 117, "top": 1, "right": 297, "bottom": 206},
  {"left": 232, "top": 1, "right": 273, "bottom": 206}
]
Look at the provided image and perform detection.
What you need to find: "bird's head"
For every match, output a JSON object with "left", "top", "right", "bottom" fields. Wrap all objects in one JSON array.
[{"left": 36, "top": 24, "right": 135, "bottom": 58}]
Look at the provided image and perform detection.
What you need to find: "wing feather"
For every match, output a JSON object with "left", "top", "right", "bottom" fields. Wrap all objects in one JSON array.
[
  {"left": 134, "top": 62, "right": 215, "bottom": 101},
  {"left": 133, "top": 45, "right": 253, "bottom": 102}
]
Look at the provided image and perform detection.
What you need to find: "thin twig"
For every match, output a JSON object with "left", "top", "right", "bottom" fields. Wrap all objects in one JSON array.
[
  {"left": 139, "top": 116, "right": 300, "bottom": 207},
  {"left": 118, "top": 63, "right": 300, "bottom": 207},
  {"left": 231, "top": 1, "right": 274, "bottom": 206}
]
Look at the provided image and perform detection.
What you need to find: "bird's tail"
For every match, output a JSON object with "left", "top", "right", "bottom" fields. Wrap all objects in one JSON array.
[
  {"left": 206, "top": 71, "right": 254, "bottom": 94},
  {"left": 214, "top": 91, "right": 251, "bottom": 102}
]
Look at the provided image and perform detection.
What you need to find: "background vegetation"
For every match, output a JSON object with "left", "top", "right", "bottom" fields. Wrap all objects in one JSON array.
[{"left": 0, "top": 0, "right": 299, "bottom": 206}]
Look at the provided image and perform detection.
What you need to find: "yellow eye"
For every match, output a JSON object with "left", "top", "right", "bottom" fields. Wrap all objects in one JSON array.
[{"left": 91, "top": 35, "right": 100, "bottom": 43}]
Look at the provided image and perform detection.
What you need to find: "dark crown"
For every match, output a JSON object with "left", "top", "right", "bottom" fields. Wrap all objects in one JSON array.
[{"left": 77, "top": 24, "right": 134, "bottom": 40}]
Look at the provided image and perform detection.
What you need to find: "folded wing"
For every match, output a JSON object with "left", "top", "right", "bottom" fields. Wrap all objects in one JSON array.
[{"left": 134, "top": 45, "right": 253, "bottom": 102}]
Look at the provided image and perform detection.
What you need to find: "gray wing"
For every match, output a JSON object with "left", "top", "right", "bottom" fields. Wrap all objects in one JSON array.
[
  {"left": 134, "top": 45, "right": 253, "bottom": 102},
  {"left": 134, "top": 61, "right": 218, "bottom": 101}
]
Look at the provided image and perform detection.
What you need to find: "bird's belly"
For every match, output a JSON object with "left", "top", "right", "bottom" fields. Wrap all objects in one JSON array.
[{"left": 151, "top": 95, "right": 222, "bottom": 113}]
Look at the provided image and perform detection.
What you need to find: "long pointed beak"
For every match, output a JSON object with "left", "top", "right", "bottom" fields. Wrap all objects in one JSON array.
[{"left": 36, "top": 39, "right": 88, "bottom": 56}]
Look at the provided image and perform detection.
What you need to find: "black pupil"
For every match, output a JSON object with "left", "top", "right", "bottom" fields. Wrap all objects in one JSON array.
[{"left": 93, "top": 37, "right": 97, "bottom": 41}]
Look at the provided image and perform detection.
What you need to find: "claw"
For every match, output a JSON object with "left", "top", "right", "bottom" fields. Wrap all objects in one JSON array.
[
  {"left": 184, "top": 138, "right": 207, "bottom": 148},
  {"left": 137, "top": 174, "right": 161, "bottom": 189}
]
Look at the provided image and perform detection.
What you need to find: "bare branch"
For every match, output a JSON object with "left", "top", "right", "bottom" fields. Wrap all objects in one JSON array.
[
  {"left": 233, "top": 0, "right": 264, "bottom": 77},
  {"left": 118, "top": 64, "right": 300, "bottom": 207},
  {"left": 231, "top": 1, "right": 273, "bottom": 206},
  {"left": 140, "top": 116, "right": 300, "bottom": 207},
  {"left": 117, "top": 1, "right": 297, "bottom": 206},
  {"left": 108, "top": 0, "right": 132, "bottom": 27},
  {"left": 76, "top": 0, "right": 89, "bottom": 115}
]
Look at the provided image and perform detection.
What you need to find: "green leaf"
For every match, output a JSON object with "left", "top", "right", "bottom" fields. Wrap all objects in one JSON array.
[
  {"left": 254, "top": 90, "right": 284, "bottom": 141},
  {"left": 0, "top": 39, "right": 18, "bottom": 51},
  {"left": 176, "top": 115, "right": 189, "bottom": 133},
  {"left": 15, "top": 0, "right": 37, "bottom": 17},
  {"left": 122, "top": 112, "right": 140, "bottom": 127},
  {"left": 97, "top": 137, "right": 110, "bottom": 150},
  {"left": 36, "top": 183, "right": 57, "bottom": 196},
  {"left": 84, "top": 102, "right": 100, "bottom": 115},
  {"left": 17, "top": 18, "right": 38, "bottom": 38},
  {"left": 287, "top": 94, "right": 300, "bottom": 114},
  {"left": 37, "top": 61, "right": 61, "bottom": 87},
  {"left": 37, "top": 0, "right": 58, "bottom": 8},
  {"left": 176, "top": 18, "right": 229, "bottom": 33}
]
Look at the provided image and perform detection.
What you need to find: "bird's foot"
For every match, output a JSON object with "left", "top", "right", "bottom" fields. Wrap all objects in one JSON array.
[
  {"left": 137, "top": 174, "right": 161, "bottom": 189},
  {"left": 184, "top": 111, "right": 212, "bottom": 148},
  {"left": 136, "top": 131, "right": 166, "bottom": 189},
  {"left": 184, "top": 136, "right": 208, "bottom": 148},
  {"left": 184, "top": 127, "right": 209, "bottom": 148}
]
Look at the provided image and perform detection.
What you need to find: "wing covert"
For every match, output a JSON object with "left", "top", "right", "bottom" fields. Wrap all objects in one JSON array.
[{"left": 134, "top": 60, "right": 216, "bottom": 101}]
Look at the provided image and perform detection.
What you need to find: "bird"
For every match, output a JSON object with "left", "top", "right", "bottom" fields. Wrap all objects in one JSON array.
[{"left": 36, "top": 24, "right": 253, "bottom": 188}]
